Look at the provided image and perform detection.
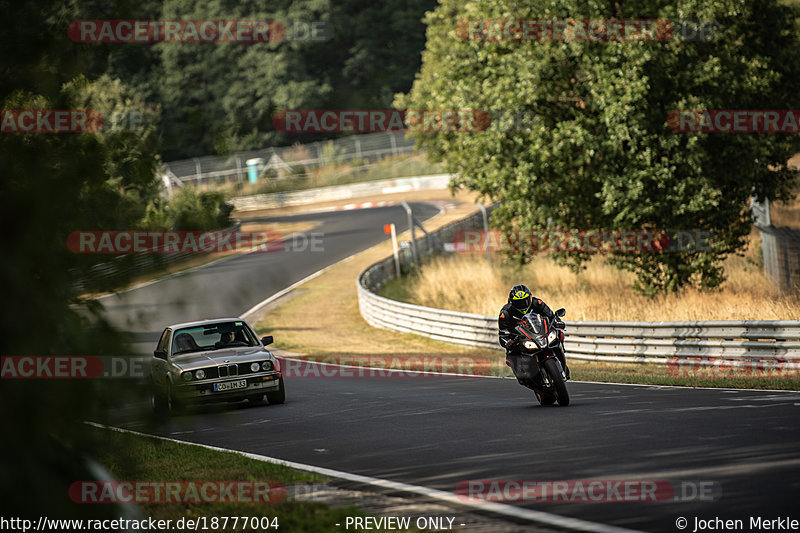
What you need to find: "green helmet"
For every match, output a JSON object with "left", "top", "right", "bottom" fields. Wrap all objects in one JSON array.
[{"left": 508, "top": 284, "right": 533, "bottom": 314}]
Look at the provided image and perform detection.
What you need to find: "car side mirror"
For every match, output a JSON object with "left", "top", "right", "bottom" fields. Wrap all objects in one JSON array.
[
  {"left": 153, "top": 349, "right": 167, "bottom": 360},
  {"left": 555, "top": 308, "right": 566, "bottom": 317},
  {"left": 261, "top": 335, "right": 273, "bottom": 346}
]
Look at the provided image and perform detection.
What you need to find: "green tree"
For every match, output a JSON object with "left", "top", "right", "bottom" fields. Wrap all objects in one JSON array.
[
  {"left": 155, "top": 0, "right": 334, "bottom": 158},
  {"left": 0, "top": 1, "right": 163, "bottom": 518},
  {"left": 397, "top": 0, "right": 800, "bottom": 293},
  {"left": 128, "top": 0, "right": 437, "bottom": 158}
]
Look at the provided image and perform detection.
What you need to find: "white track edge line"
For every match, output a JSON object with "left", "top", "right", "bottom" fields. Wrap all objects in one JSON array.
[
  {"left": 240, "top": 253, "right": 357, "bottom": 322},
  {"left": 84, "top": 422, "right": 642, "bottom": 533},
  {"left": 569, "top": 379, "right": 800, "bottom": 393}
]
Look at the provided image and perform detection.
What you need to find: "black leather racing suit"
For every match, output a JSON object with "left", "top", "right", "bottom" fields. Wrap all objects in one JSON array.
[{"left": 498, "top": 299, "right": 569, "bottom": 382}]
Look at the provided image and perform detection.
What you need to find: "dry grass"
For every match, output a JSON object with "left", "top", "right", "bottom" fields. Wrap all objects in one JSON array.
[
  {"left": 398, "top": 238, "right": 800, "bottom": 321},
  {"left": 769, "top": 153, "right": 800, "bottom": 228},
  {"left": 255, "top": 189, "right": 495, "bottom": 360},
  {"left": 771, "top": 194, "right": 800, "bottom": 228}
]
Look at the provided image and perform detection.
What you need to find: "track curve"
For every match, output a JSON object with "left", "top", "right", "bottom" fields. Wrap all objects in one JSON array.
[{"left": 99, "top": 202, "right": 800, "bottom": 533}]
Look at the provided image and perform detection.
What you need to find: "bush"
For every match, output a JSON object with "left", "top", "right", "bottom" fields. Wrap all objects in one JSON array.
[{"left": 141, "top": 188, "right": 233, "bottom": 231}]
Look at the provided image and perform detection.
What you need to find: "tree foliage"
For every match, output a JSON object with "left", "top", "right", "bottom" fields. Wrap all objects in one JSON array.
[
  {"left": 397, "top": 0, "right": 800, "bottom": 293},
  {"left": 104, "top": 0, "right": 437, "bottom": 159},
  {"left": 0, "top": 0, "right": 162, "bottom": 517}
]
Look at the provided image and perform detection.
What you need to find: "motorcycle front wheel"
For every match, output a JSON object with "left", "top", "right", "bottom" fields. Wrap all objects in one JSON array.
[
  {"left": 543, "top": 357, "right": 570, "bottom": 406},
  {"left": 535, "top": 389, "right": 557, "bottom": 406}
]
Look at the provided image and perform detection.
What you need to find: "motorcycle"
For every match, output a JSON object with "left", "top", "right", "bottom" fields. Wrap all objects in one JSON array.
[{"left": 506, "top": 308, "right": 570, "bottom": 406}]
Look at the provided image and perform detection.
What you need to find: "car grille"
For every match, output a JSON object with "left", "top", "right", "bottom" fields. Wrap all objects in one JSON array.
[{"left": 218, "top": 364, "right": 238, "bottom": 377}]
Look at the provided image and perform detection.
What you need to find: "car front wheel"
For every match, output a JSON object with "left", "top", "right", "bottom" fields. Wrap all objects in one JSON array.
[
  {"left": 265, "top": 378, "right": 286, "bottom": 405},
  {"left": 151, "top": 384, "right": 171, "bottom": 414}
]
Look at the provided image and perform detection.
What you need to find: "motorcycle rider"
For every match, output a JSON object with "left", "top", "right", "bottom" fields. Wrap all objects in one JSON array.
[{"left": 498, "top": 284, "right": 570, "bottom": 380}]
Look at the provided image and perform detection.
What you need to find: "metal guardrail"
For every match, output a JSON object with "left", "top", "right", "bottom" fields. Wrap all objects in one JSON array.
[{"left": 357, "top": 211, "right": 800, "bottom": 369}]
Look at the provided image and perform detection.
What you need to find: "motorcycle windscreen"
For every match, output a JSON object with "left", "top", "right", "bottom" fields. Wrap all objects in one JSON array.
[{"left": 517, "top": 313, "right": 547, "bottom": 338}]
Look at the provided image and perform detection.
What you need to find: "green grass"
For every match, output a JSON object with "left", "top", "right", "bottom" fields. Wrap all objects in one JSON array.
[
  {"left": 376, "top": 273, "right": 417, "bottom": 303},
  {"left": 86, "top": 425, "right": 372, "bottom": 533}
]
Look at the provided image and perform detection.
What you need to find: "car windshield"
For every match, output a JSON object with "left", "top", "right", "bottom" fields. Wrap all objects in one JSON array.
[
  {"left": 172, "top": 321, "right": 257, "bottom": 355},
  {"left": 517, "top": 313, "right": 547, "bottom": 337}
]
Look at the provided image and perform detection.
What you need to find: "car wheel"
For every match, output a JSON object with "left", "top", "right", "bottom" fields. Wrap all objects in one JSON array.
[
  {"left": 151, "top": 380, "right": 170, "bottom": 414},
  {"left": 265, "top": 378, "right": 286, "bottom": 405},
  {"left": 152, "top": 390, "right": 167, "bottom": 414},
  {"left": 163, "top": 381, "right": 179, "bottom": 414}
]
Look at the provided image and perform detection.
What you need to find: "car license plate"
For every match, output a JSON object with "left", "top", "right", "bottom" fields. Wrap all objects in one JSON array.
[{"left": 214, "top": 379, "right": 247, "bottom": 392}]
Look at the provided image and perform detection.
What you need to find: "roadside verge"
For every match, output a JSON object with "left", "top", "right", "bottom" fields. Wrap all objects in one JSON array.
[{"left": 253, "top": 189, "right": 503, "bottom": 370}]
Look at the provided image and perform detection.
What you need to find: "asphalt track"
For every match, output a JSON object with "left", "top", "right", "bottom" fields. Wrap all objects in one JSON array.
[
  {"left": 99, "top": 202, "right": 441, "bottom": 355},
  {"left": 100, "top": 202, "right": 800, "bottom": 533}
]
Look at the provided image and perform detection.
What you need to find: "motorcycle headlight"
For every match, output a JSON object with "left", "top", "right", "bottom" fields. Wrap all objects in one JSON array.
[
  {"left": 194, "top": 369, "right": 205, "bottom": 380},
  {"left": 181, "top": 371, "right": 192, "bottom": 382},
  {"left": 523, "top": 340, "right": 536, "bottom": 350},
  {"left": 250, "top": 362, "right": 260, "bottom": 372},
  {"left": 547, "top": 331, "right": 558, "bottom": 344},
  {"left": 261, "top": 361, "right": 273, "bottom": 371},
  {"left": 535, "top": 336, "right": 548, "bottom": 348}
]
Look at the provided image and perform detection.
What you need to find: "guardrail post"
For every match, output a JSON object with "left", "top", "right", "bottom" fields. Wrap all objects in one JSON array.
[
  {"left": 193, "top": 157, "right": 201, "bottom": 186},
  {"left": 477, "top": 202, "right": 491, "bottom": 264},
  {"left": 388, "top": 223, "right": 401, "bottom": 277},
  {"left": 401, "top": 200, "right": 418, "bottom": 264},
  {"left": 235, "top": 156, "right": 243, "bottom": 184}
]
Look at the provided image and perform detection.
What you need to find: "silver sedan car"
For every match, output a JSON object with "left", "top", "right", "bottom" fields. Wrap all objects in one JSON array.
[{"left": 150, "top": 318, "right": 284, "bottom": 413}]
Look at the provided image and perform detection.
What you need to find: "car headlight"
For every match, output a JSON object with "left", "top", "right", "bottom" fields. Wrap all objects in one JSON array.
[
  {"left": 250, "top": 362, "right": 261, "bottom": 372},
  {"left": 547, "top": 331, "right": 558, "bottom": 344},
  {"left": 195, "top": 369, "right": 206, "bottom": 380},
  {"left": 261, "top": 361, "right": 273, "bottom": 371},
  {"left": 181, "top": 371, "right": 192, "bottom": 382},
  {"left": 523, "top": 340, "right": 536, "bottom": 350}
]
